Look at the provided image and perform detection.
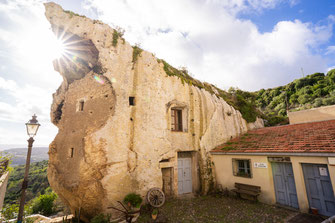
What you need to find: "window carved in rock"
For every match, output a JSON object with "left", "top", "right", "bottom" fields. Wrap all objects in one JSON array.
[
  {"left": 70, "top": 148, "right": 74, "bottom": 158},
  {"left": 171, "top": 108, "right": 183, "bottom": 131},
  {"left": 129, "top": 97, "right": 135, "bottom": 106},
  {"left": 76, "top": 99, "right": 85, "bottom": 112}
]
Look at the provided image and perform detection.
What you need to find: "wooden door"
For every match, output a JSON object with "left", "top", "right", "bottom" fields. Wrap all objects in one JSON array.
[
  {"left": 272, "top": 162, "right": 299, "bottom": 209},
  {"left": 302, "top": 164, "right": 335, "bottom": 216}
]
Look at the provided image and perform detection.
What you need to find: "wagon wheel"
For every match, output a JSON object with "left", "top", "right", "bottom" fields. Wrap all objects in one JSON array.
[{"left": 147, "top": 187, "right": 165, "bottom": 207}]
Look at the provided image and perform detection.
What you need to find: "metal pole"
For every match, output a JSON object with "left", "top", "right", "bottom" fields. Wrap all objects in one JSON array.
[{"left": 17, "top": 137, "right": 34, "bottom": 223}]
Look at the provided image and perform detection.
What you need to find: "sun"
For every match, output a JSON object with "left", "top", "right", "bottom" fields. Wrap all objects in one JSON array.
[
  {"left": 16, "top": 24, "right": 69, "bottom": 72},
  {"left": 49, "top": 36, "right": 66, "bottom": 59}
]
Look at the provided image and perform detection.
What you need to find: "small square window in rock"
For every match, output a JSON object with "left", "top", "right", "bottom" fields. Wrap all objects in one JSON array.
[
  {"left": 129, "top": 97, "right": 135, "bottom": 106},
  {"left": 79, "top": 100, "right": 84, "bottom": 111},
  {"left": 159, "top": 159, "right": 170, "bottom": 163}
]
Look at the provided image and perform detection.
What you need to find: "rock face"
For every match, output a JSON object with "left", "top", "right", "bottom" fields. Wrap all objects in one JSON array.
[{"left": 45, "top": 2, "right": 264, "bottom": 221}]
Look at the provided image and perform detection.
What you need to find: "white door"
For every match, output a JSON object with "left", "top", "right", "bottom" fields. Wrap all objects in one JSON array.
[{"left": 178, "top": 157, "right": 192, "bottom": 194}]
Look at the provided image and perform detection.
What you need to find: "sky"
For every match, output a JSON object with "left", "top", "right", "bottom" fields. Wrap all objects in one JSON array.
[{"left": 0, "top": 0, "right": 334, "bottom": 147}]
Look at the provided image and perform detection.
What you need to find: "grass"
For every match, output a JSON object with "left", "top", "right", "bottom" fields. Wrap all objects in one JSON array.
[
  {"left": 137, "top": 195, "right": 296, "bottom": 223},
  {"left": 63, "top": 10, "right": 86, "bottom": 18},
  {"left": 221, "top": 146, "right": 235, "bottom": 151}
]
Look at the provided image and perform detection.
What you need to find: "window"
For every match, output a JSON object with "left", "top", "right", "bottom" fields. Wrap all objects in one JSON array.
[
  {"left": 129, "top": 97, "right": 135, "bottom": 106},
  {"left": 171, "top": 108, "right": 183, "bottom": 131},
  {"left": 79, "top": 100, "right": 84, "bottom": 111},
  {"left": 70, "top": 148, "right": 74, "bottom": 158},
  {"left": 233, "top": 159, "right": 251, "bottom": 178}
]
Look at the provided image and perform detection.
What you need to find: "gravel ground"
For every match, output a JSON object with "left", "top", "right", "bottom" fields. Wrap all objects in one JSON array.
[{"left": 137, "top": 195, "right": 297, "bottom": 223}]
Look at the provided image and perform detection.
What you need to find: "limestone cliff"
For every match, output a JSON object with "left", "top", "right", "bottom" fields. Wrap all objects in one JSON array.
[{"left": 45, "top": 2, "right": 263, "bottom": 221}]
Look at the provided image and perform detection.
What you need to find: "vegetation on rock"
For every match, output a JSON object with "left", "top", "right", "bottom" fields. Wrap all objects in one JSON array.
[
  {"left": 158, "top": 58, "right": 335, "bottom": 126},
  {"left": 132, "top": 45, "right": 143, "bottom": 64},
  {"left": 63, "top": 10, "right": 86, "bottom": 18},
  {"left": 112, "top": 28, "right": 125, "bottom": 47},
  {"left": 158, "top": 59, "right": 261, "bottom": 122}
]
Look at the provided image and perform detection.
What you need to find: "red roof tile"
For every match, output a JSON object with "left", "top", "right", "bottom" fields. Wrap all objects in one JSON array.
[{"left": 211, "top": 120, "right": 335, "bottom": 153}]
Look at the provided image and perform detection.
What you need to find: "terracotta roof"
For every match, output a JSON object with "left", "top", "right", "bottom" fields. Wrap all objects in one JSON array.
[{"left": 211, "top": 120, "right": 335, "bottom": 153}]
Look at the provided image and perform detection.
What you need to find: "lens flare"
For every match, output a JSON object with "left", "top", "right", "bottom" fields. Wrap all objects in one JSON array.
[
  {"left": 54, "top": 38, "right": 66, "bottom": 58},
  {"left": 94, "top": 75, "right": 105, "bottom": 84}
]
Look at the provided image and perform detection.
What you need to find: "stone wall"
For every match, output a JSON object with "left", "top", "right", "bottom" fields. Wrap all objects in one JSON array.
[
  {"left": 45, "top": 2, "right": 264, "bottom": 221},
  {"left": 0, "top": 172, "right": 9, "bottom": 210},
  {"left": 288, "top": 105, "right": 335, "bottom": 124}
]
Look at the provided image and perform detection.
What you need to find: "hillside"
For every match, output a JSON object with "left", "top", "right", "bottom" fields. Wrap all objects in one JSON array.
[
  {"left": 5, "top": 160, "right": 50, "bottom": 204},
  {"left": 228, "top": 69, "right": 335, "bottom": 126},
  {"left": 3, "top": 147, "right": 49, "bottom": 166}
]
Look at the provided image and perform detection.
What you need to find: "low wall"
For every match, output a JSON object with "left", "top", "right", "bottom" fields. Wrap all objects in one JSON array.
[
  {"left": 0, "top": 171, "right": 9, "bottom": 210},
  {"left": 288, "top": 105, "right": 335, "bottom": 124}
]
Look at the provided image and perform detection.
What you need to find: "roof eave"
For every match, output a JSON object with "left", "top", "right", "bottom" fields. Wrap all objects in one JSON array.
[{"left": 210, "top": 151, "right": 335, "bottom": 157}]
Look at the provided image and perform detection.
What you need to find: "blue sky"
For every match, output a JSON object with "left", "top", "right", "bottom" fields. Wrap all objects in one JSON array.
[
  {"left": 240, "top": 0, "right": 335, "bottom": 57},
  {"left": 0, "top": 0, "right": 334, "bottom": 146}
]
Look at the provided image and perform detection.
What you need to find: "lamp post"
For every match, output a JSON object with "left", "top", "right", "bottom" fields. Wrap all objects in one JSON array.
[{"left": 17, "top": 114, "right": 40, "bottom": 223}]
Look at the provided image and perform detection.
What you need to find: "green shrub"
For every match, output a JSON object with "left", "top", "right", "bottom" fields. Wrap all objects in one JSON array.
[
  {"left": 323, "top": 97, "right": 335, "bottom": 106},
  {"left": 313, "top": 98, "right": 323, "bottom": 107},
  {"left": 265, "top": 116, "right": 288, "bottom": 127},
  {"left": 327, "top": 69, "right": 335, "bottom": 83},
  {"left": 132, "top": 45, "right": 143, "bottom": 63},
  {"left": 1, "top": 203, "right": 19, "bottom": 220},
  {"left": 31, "top": 192, "right": 57, "bottom": 216},
  {"left": 152, "top": 208, "right": 158, "bottom": 215},
  {"left": 297, "top": 94, "right": 311, "bottom": 105},
  {"left": 123, "top": 193, "right": 142, "bottom": 208},
  {"left": 91, "top": 213, "right": 111, "bottom": 223},
  {"left": 274, "top": 102, "right": 285, "bottom": 112},
  {"left": 112, "top": 28, "right": 124, "bottom": 47},
  {"left": 278, "top": 109, "right": 286, "bottom": 116}
]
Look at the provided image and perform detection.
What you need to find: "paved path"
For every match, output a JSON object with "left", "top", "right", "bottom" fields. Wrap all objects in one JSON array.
[{"left": 287, "top": 213, "right": 326, "bottom": 223}]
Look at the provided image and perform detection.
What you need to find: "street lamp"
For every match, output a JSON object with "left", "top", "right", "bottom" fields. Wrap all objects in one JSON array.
[{"left": 17, "top": 114, "right": 40, "bottom": 223}]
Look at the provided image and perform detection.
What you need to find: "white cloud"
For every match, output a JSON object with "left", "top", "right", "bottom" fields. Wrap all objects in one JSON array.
[
  {"left": 326, "top": 46, "right": 335, "bottom": 55},
  {"left": 0, "top": 77, "right": 17, "bottom": 91},
  {"left": 85, "top": 0, "right": 333, "bottom": 90},
  {"left": 203, "top": 0, "right": 299, "bottom": 15},
  {"left": 0, "top": 0, "right": 61, "bottom": 145},
  {"left": 0, "top": 76, "right": 56, "bottom": 145},
  {"left": 288, "top": 0, "right": 300, "bottom": 7}
]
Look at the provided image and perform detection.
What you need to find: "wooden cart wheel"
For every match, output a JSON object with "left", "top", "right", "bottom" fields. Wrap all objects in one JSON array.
[{"left": 147, "top": 187, "right": 165, "bottom": 207}]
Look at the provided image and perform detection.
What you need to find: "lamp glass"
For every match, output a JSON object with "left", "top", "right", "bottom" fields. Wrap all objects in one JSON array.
[
  {"left": 26, "top": 115, "right": 40, "bottom": 138},
  {"left": 26, "top": 124, "right": 39, "bottom": 137}
]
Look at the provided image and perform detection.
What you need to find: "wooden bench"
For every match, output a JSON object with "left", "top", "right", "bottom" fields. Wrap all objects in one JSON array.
[{"left": 232, "top": 183, "right": 261, "bottom": 201}]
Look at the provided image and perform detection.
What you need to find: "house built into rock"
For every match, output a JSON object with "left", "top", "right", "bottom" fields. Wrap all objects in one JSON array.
[{"left": 44, "top": 2, "right": 263, "bottom": 221}]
